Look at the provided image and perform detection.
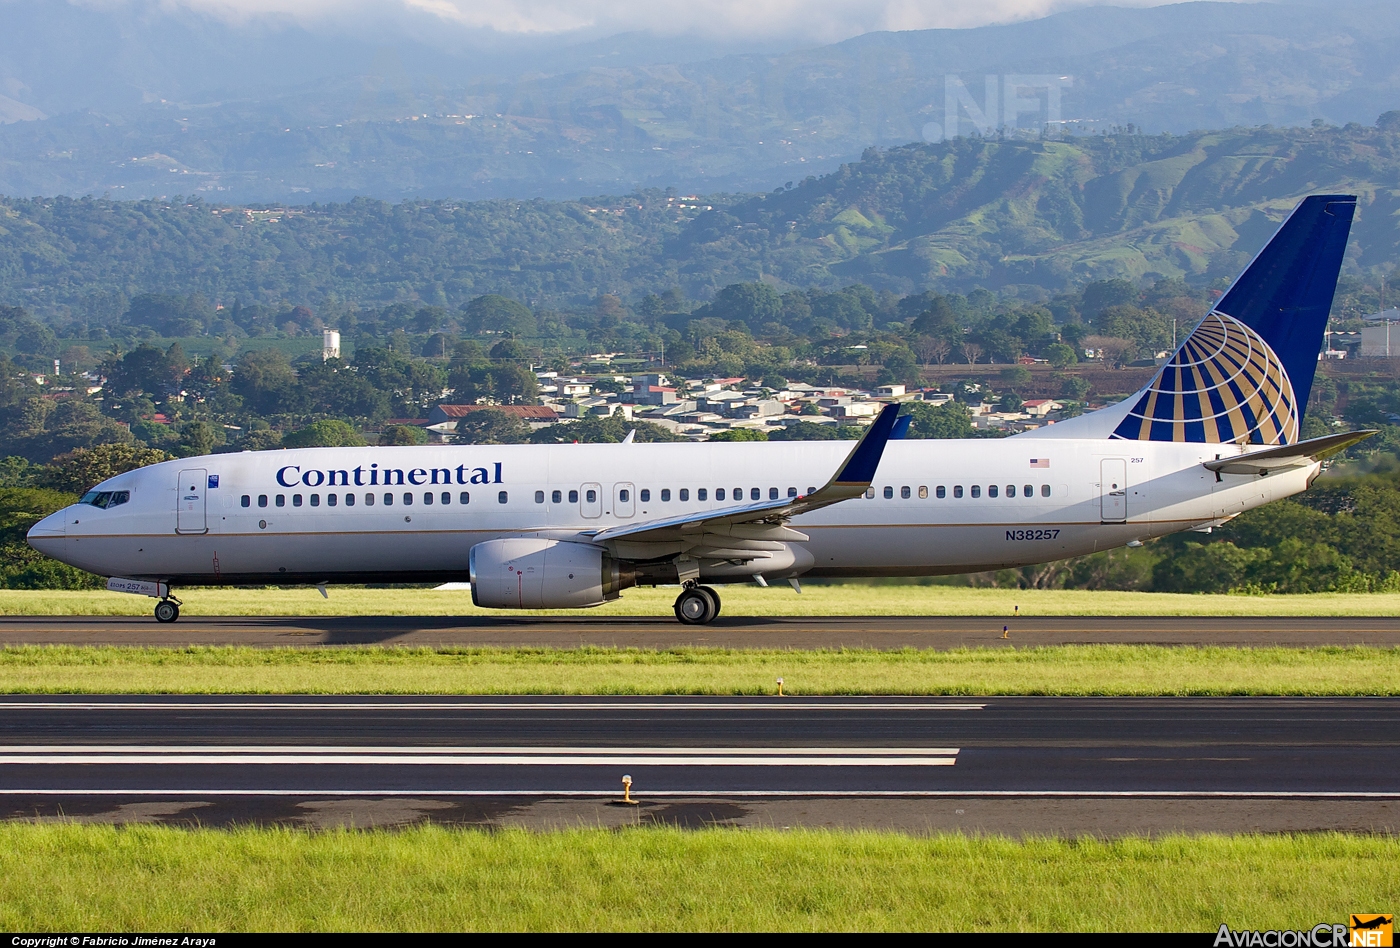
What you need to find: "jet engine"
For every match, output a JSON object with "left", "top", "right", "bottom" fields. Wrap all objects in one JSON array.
[{"left": 469, "top": 537, "right": 635, "bottom": 609}]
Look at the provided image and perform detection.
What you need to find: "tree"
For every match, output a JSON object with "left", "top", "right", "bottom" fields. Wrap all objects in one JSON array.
[
  {"left": 231, "top": 348, "right": 299, "bottom": 416},
  {"left": 529, "top": 416, "right": 683, "bottom": 444},
  {"left": 460, "top": 295, "right": 536, "bottom": 337},
  {"left": 1045, "top": 343, "right": 1078, "bottom": 368},
  {"left": 101, "top": 344, "right": 184, "bottom": 398},
  {"left": 960, "top": 342, "right": 983, "bottom": 365},
  {"left": 709, "top": 428, "right": 767, "bottom": 441},
  {"left": 282, "top": 420, "right": 365, "bottom": 448},
  {"left": 901, "top": 402, "right": 975, "bottom": 439},
  {"left": 39, "top": 444, "right": 173, "bottom": 494},
  {"left": 0, "top": 487, "right": 102, "bottom": 589},
  {"left": 768, "top": 421, "right": 840, "bottom": 441},
  {"left": 913, "top": 335, "right": 951, "bottom": 365},
  {"left": 380, "top": 424, "right": 429, "bottom": 446},
  {"left": 177, "top": 421, "right": 223, "bottom": 457},
  {"left": 455, "top": 409, "right": 530, "bottom": 445},
  {"left": 695, "top": 283, "right": 784, "bottom": 331}
]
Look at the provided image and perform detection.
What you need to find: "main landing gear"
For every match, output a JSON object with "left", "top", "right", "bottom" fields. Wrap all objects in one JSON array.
[
  {"left": 153, "top": 596, "right": 182, "bottom": 623},
  {"left": 674, "top": 584, "right": 722, "bottom": 625}
]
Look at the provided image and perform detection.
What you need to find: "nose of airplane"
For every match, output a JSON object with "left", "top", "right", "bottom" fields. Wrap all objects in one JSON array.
[{"left": 26, "top": 508, "right": 67, "bottom": 554}]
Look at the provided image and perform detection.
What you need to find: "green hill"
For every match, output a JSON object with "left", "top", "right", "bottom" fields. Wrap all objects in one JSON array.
[{"left": 3, "top": 122, "right": 1400, "bottom": 316}]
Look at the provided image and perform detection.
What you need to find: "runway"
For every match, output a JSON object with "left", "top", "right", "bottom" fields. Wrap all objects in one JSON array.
[
  {"left": 0, "top": 696, "right": 1396, "bottom": 834},
  {"left": 3, "top": 614, "right": 1400, "bottom": 648}
]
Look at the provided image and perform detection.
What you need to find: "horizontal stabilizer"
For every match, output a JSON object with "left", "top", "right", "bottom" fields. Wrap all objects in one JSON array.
[{"left": 1203, "top": 429, "right": 1377, "bottom": 476}]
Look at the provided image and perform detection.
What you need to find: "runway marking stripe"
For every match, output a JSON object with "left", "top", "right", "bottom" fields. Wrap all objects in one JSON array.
[
  {"left": 0, "top": 790, "right": 1395, "bottom": 798},
  {"left": 0, "top": 745, "right": 960, "bottom": 755},
  {"left": 0, "top": 755, "right": 958, "bottom": 767},
  {"left": 0, "top": 702, "right": 985, "bottom": 711}
]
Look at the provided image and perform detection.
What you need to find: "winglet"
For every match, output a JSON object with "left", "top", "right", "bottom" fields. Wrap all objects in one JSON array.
[{"left": 831, "top": 403, "right": 901, "bottom": 486}]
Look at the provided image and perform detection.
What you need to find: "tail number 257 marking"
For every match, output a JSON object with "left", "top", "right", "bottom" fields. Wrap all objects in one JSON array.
[{"left": 1006, "top": 528, "right": 1060, "bottom": 541}]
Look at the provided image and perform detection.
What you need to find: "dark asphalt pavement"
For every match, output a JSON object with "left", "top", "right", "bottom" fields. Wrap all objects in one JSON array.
[
  {"left": 4, "top": 615, "right": 1400, "bottom": 648},
  {"left": 0, "top": 696, "right": 1395, "bottom": 798}
]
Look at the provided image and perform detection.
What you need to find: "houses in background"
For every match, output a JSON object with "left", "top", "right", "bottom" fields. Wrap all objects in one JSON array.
[{"left": 409, "top": 365, "right": 1069, "bottom": 441}]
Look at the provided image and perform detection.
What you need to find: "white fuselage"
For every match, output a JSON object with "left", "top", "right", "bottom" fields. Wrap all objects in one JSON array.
[{"left": 27, "top": 437, "right": 1313, "bottom": 586}]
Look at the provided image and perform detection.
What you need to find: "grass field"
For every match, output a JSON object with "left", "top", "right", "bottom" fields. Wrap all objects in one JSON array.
[
  {"left": 1, "top": 644, "right": 1396, "bottom": 694},
  {"left": 0, "top": 825, "right": 1392, "bottom": 931},
  {"left": 4, "top": 585, "right": 1400, "bottom": 617}
]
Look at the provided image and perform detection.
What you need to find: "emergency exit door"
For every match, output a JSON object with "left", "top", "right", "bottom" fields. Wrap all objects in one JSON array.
[
  {"left": 1100, "top": 458, "right": 1127, "bottom": 522},
  {"left": 176, "top": 468, "right": 207, "bottom": 534}
]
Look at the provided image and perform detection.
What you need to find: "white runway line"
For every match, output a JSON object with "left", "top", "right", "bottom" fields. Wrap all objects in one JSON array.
[
  {"left": 0, "top": 701, "right": 986, "bottom": 711},
  {"left": 0, "top": 790, "right": 1396, "bottom": 798},
  {"left": 0, "top": 745, "right": 960, "bottom": 767}
]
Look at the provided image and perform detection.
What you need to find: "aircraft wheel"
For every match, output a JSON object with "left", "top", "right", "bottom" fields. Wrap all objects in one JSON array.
[
  {"left": 674, "top": 587, "right": 717, "bottom": 625},
  {"left": 154, "top": 600, "right": 180, "bottom": 623},
  {"left": 698, "top": 585, "right": 722, "bottom": 618}
]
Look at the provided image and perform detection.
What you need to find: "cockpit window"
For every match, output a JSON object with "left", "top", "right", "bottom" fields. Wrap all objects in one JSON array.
[{"left": 79, "top": 490, "right": 129, "bottom": 509}]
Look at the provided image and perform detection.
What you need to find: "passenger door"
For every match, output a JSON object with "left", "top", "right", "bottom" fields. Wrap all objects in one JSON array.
[
  {"left": 613, "top": 482, "right": 636, "bottom": 519},
  {"left": 176, "top": 468, "right": 208, "bottom": 534},
  {"left": 580, "top": 482, "right": 602, "bottom": 519},
  {"left": 1099, "top": 458, "right": 1127, "bottom": 522}
]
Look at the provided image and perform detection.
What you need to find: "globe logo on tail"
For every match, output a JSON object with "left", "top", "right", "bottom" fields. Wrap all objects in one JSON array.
[{"left": 1111, "top": 311, "right": 1299, "bottom": 445}]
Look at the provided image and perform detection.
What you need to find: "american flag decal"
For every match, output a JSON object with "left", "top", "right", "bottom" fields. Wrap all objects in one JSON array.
[{"left": 1030, "top": 459, "right": 1050, "bottom": 468}]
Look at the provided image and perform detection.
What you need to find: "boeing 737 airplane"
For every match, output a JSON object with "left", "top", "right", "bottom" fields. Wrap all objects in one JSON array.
[{"left": 27, "top": 194, "right": 1374, "bottom": 624}]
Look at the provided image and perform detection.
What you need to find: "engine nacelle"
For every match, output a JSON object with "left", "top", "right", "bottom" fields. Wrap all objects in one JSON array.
[{"left": 468, "top": 538, "right": 634, "bottom": 609}]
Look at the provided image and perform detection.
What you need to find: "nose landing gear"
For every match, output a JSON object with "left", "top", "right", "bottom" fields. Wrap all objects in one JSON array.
[
  {"left": 154, "top": 597, "right": 181, "bottom": 623},
  {"left": 673, "top": 584, "right": 721, "bottom": 625}
]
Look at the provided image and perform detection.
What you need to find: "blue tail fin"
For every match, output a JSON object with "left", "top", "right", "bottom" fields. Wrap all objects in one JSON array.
[{"left": 1111, "top": 194, "right": 1355, "bottom": 445}]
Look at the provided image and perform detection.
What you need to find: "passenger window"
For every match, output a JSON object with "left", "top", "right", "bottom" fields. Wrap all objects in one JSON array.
[
  {"left": 1041, "top": 484, "right": 1051, "bottom": 497},
  {"left": 769, "top": 487, "right": 778, "bottom": 500},
  {"left": 327, "top": 494, "right": 337, "bottom": 507},
  {"left": 883, "top": 486, "right": 893, "bottom": 499},
  {"left": 640, "top": 489, "right": 650, "bottom": 502},
  {"left": 952, "top": 486, "right": 963, "bottom": 498},
  {"left": 697, "top": 489, "right": 707, "bottom": 501},
  {"left": 865, "top": 488, "right": 874, "bottom": 499},
  {"left": 751, "top": 488, "right": 760, "bottom": 500},
  {"left": 498, "top": 491, "right": 508, "bottom": 504},
  {"left": 988, "top": 485, "right": 998, "bottom": 498},
  {"left": 276, "top": 494, "right": 286, "bottom": 507},
  {"left": 241, "top": 495, "right": 250, "bottom": 507},
  {"left": 441, "top": 492, "right": 450, "bottom": 505},
  {"left": 310, "top": 494, "right": 320, "bottom": 507},
  {"left": 423, "top": 492, "right": 433, "bottom": 505},
  {"left": 680, "top": 488, "right": 690, "bottom": 501},
  {"left": 381, "top": 493, "right": 391, "bottom": 506},
  {"left": 403, "top": 493, "right": 412, "bottom": 505},
  {"left": 586, "top": 489, "right": 597, "bottom": 503},
  {"left": 258, "top": 495, "right": 268, "bottom": 508},
  {"left": 901, "top": 486, "right": 911, "bottom": 499},
  {"left": 365, "top": 493, "right": 375, "bottom": 506},
  {"left": 807, "top": 486, "right": 816, "bottom": 494},
  {"left": 569, "top": 490, "right": 579, "bottom": 503},
  {"left": 344, "top": 493, "right": 354, "bottom": 507},
  {"left": 716, "top": 488, "right": 725, "bottom": 501},
  {"left": 788, "top": 487, "right": 798, "bottom": 497},
  {"left": 918, "top": 486, "right": 928, "bottom": 499},
  {"left": 460, "top": 492, "right": 470, "bottom": 504},
  {"left": 535, "top": 490, "right": 545, "bottom": 504},
  {"left": 1007, "top": 485, "right": 1016, "bottom": 498},
  {"left": 971, "top": 485, "right": 981, "bottom": 498},
  {"left": 661, "top": 489, "right": 671, "bottom": 502},
  {"left": 735, "top": 487, "right": 743, "bottom": 500},
  {"left": 1024, "top": 484, "right": 1033, "bottom": 497},
  {"left": 619, "top": 489, "right": 630, "bottom": 502},
  {"left": 293, "top": 494, "right": 303, "bottom": 507},
  {"left": 552, "top": 490, "right": 562, "bottom": 504}
]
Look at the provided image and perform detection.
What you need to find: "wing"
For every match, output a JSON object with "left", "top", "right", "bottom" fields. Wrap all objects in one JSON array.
[
  {"left": 583, "top": 404, "right": 901, "bottom": 564},
  {"left": 1203, "top": 429, "right": 1377, "bottom": 476}
]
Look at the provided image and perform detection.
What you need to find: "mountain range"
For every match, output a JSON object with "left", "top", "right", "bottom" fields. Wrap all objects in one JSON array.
[{"left": 4, "top": 1, "right": 1400, "bottom": 202}]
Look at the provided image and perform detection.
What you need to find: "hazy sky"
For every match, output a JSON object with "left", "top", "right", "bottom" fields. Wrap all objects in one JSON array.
[{"left": 97, "top": 0, "right": 1230, "bottom": 41}]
